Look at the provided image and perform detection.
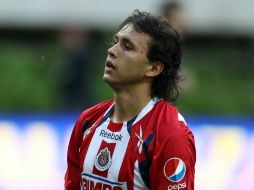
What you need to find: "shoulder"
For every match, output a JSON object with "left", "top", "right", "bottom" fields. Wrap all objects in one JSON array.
[
  {"left": 75, "top": 99, "right": 114, "bottom": 128},
  {"left": 152, "top": 100, "right": 192, "bottom": 140},
  {"left": 150, "top": 100, "right": 195, "bottom": 161},
  {"left": 153, "top": 100, "right": 182, "bottom": 124},
  {"left": 79, "top": 99, "right": 114, "bottom": 120},
  {"left": 148, "top": 101, "right": 196, "bottom": 189},
  {"left": 69, "top": 99, "right": 114, "bottom": 143}
]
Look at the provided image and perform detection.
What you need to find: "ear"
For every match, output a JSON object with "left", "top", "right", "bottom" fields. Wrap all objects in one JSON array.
[{"left": 145, "top": 61, "right": 164, "bottom": 77}]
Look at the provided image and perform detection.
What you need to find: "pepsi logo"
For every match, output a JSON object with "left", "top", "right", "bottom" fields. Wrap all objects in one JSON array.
[{"left": 164, "top": 157, "right": 186, "bottom": 182}]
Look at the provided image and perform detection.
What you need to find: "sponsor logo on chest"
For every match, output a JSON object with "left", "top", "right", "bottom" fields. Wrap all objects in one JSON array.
[
  {"left": 99, "top": 129, "right": 123, "bottom": 141},
  {"left": 81, "top": 173, "right": 127, "bottom": 190},
  {"left": 82, "top": 178, "right": 123, "bottom": 190}
]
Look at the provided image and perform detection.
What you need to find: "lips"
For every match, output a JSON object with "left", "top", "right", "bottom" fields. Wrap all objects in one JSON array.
[{"left": 105, "top": 60, "right": 116, "bottom": 70}]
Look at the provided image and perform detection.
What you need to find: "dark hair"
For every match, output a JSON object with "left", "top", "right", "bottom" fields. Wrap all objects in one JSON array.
[{"left": 119, "top": 10, "right": 182, "bottom": 102}]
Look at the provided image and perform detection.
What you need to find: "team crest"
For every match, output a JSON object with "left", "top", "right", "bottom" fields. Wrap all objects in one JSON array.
[{"left": 94, "top": 147, "right": 112, "bottom": 171}]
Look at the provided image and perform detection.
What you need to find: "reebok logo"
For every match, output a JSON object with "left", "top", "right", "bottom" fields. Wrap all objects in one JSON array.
[{"left": 100, "top": 130, "right": 123, "bottom": 141}]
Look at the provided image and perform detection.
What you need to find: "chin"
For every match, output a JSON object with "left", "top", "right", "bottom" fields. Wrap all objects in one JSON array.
[
  {"left": 103, "top": 74, "right": 113, "bottom": 84},
  {"left": 103, "top": 76, "right": 120, "bottom": 90},
  {"left": 103, "top": 74, "right": 110, "bottom": 81}
]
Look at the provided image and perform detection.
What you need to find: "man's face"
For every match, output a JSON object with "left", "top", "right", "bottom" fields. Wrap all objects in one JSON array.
[{"left": 103, "top": 24, "right": 152, "bottom": 90}]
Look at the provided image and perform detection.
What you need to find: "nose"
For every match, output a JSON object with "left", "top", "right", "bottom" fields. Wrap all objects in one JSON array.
[{"left": 107, "top": 44, "right": 117, "bottom": 59}]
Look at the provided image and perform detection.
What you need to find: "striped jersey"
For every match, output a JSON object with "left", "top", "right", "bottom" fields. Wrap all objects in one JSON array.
[{"left": 65, "top": 99, "right": 196, "bottom": 190}]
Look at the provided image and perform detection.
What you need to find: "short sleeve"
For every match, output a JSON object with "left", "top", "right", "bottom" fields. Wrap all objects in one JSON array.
[
  {"left": 150, "top": 119, "right": 196, "bottom": 190},
  {"left": 64, "top": 116, "right": 84, "bottom": 190}
]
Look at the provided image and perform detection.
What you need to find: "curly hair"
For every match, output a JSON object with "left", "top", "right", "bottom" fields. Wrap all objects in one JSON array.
[{"left": 118, "top": 10, "right": 182, "bottom": 102}]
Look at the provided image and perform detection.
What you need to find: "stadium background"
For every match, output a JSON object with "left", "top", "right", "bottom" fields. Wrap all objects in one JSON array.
[{"left": 0, "top": 0, "right": 253, "bottom": 189}]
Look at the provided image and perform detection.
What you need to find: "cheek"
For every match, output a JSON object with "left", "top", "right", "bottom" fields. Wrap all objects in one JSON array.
[
  {"left": 119, "top": 53, "right": 149, "bottom": 74},
  {"left": 121, "top": 63, "right": 147, "bottom": 79}
]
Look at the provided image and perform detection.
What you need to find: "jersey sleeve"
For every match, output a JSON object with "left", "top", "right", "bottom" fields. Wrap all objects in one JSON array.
[
  {"left": 150, "top": 113, "right": 196, "bottom": 190},
  {"left": 64, "top": 115, "right": 84, "bottom": 190}
]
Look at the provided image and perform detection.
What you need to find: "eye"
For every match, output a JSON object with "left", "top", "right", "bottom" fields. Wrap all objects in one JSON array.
[
  {"left": 112, "top": 37, "right": 118, "bottom": 45},
  {"left": 123, "top": 43, "right": 132, "bottom": 50},
  {"left": 113, "top": 38, "right": 118, "bottom": 44},
  {"left": 108, "top": 37, "right": 118, "bottom": 46}
]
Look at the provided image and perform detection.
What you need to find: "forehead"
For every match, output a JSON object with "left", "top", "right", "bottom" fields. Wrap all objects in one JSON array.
[{"left": 117, "top": 24, "right": 150, "bottom": 50}]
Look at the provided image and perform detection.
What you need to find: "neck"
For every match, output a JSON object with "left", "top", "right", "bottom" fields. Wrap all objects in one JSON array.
[{"left": 111, "top": 84, "right": 152, "bottom": 123}]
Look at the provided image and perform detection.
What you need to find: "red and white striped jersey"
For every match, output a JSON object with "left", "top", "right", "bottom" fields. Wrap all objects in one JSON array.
[{"left": 65, "top": 99, "right": 196, "bottom": 190}]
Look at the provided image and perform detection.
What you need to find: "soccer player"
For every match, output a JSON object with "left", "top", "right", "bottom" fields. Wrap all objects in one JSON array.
[{"left": 64, "top": 10, "right": 196, "bottom": 190}]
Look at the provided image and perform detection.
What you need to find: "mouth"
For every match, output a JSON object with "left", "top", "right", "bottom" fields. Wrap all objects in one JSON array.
[{"left": 105, "top": 60, "right": 116, "bottom": 70}]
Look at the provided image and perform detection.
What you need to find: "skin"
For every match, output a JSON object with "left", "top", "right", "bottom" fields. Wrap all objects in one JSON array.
[{"left": 103, "top": 23, "right": 164, "bottom": 123}]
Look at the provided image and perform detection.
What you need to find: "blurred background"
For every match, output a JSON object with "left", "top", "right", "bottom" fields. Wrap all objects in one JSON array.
[{"left": 0, "top": 0, "right": 253, "bottom": 189}]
